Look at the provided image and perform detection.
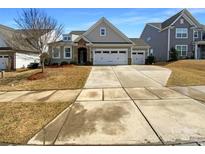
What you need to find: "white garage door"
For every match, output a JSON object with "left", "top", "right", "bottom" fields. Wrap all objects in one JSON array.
[
  {"left": 132, "top": 50, "right": 145, "bottom": 64},
  {"left": 0, "top": 55, "right": 9, "bottom": 70},
  {"left": 93, "top": 49, "right": 128, "bottom": 65}
]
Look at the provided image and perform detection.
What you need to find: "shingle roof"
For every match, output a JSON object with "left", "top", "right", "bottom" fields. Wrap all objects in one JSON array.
[
  {"left": 161, "top": 9, "right": 184, "bottom": 29},
  {"left": 148, "top": 23, "right": 161, "bottom": 29},
  {"left": 0, "top": 24, "right": 39, "bottom": 53},
  {"left": 69, "top": 31, "right": 86, "bottom": 35},
  {"left": 129, "top": 38, "right": 150, "bottom": 47}
]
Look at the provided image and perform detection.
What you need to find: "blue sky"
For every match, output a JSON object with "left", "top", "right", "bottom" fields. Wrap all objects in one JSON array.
[{"left": 1, "top": 8, "right": 205, "bottom": 37}]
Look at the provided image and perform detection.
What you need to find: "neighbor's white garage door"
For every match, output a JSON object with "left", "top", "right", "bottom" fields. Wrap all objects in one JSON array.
[
  {"left": 132, "top": 50, "right": 145, "bottom": 64},
  {"left": 93, "top": 49, "right": 128, "bottom": 65},
  {"left": 0, "top": 55, "right": 9, "bottom": 70}
]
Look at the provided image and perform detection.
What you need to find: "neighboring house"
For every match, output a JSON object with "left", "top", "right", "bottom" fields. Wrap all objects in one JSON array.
[
  {"left": 48, "top": 17, "right": 150, "bottom": 65},
  {"left": 140, "top": 9, "right": 205, "bottom": 61},
  {"left": 0, "top": 24, "right": 40, "bottom": 70}
]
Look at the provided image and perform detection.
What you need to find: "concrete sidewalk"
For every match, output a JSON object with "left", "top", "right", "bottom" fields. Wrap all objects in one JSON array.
[
  {"left": 28, "top": 87, "right": 205, "bottom": 145},
  {"left": 0, "top": 89, "right": 81, "bottom": 103}
]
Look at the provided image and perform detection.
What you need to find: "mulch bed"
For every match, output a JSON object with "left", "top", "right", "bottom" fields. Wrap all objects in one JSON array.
[{"left": 27, "top": 72, "right": 48, "bottom": 80}]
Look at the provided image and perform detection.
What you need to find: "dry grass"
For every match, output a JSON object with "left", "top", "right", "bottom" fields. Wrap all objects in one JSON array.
[
  {"left": 0, "top": 65, "right": 91, "bottom": 91},
  {"left": 156, "top": 60, "right": 205, "bottom": 86},
  {"left": 0, "top": 101, "right": 73, "bottom": 144}
]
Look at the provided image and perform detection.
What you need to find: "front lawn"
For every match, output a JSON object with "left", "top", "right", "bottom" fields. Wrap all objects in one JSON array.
[
  {"left": 0, "top": 65, "right": 91, "bottom": 91},
  {"left": 156, "top": 60, "right": 205, "bottom": 86},
  {"left": 0, "top": 101, "right": 72, "bottom": 144}
]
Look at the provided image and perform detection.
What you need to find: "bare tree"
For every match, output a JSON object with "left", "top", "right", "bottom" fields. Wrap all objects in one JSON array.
[{"left": 14, "top": 8, "right": 63, "bottom": 72}]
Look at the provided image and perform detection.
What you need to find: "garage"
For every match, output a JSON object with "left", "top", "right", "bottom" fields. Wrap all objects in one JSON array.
[
  {"left": 0, "top": 55, "right": 9, "bottom": 70},
  {"left": 132, "top": 50, "right": 145, "bottom": 64},
  {"left": 93, "top": 49, "right": 128, "bottom": 65}
]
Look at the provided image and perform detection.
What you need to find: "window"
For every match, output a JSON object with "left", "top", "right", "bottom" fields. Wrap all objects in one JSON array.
[
  {"left": 52, "top": 47, "right": 60, "bottom": 58},
  {"left": 147, "top": 37, "right": 151, "bottom": 42},
  {"left": 203, "top": 33, "right": 205, "bottom": 40},
  {"left": 95, "top": 51, "right": 101, "bottom": 54},
  {"left": 63, "top": 34, "right": 71, "bottom": 41},
  {"left": 175, "top": 45, "right": 188, "bottom": 56},
  {"left": 64, "top": 47, "right": 72, "bottom": 59},
  {"left": 176, "top": 28, "right": 188, "bottom": 38},
  {"left": 111, "top": 51, "right": 118, "bottom": 54},
  {"left": 194, "top": 31, "right": 198, "bottom": 39},
  {"left": 100, "top": 27, "right": 106, "bottom": 36},
  {"left": 103, "top": 51, "right": 109, "bottom": 54},
  {"left": 119, "top": 51, "right": 126, "bottom": 54},
  {"left": 149, "top": 49, "right": 153, "bottom": 56}
]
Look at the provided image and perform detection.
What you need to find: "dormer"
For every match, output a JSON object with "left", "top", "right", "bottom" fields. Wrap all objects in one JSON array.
[{"left": 62, "top": 34, "right": 71, "bottom": 41}]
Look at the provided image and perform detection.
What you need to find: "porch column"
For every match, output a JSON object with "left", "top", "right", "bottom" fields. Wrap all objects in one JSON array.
[{"left": 195, "top": 43, "right": 198, "bottom": 59}]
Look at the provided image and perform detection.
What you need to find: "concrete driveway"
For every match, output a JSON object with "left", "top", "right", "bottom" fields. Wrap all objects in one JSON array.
[
  {"left": 28, "top": 65, "right": 205, "bottom": 146},
  {"left": 85, "top": 65, "right": 171, "bottom": 88}
]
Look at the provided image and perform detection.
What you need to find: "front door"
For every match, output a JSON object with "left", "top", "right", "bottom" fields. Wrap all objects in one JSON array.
[
  {"left": 78, "top": 48, "right": 87, "bottom": 64},
  {"left": 200, "top": 46, "right": 205, "bottom": 59}
]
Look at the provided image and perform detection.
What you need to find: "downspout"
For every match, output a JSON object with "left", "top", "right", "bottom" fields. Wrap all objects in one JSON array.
[{"left": 167, "top": 27, "right": 170, "bottom": 61}]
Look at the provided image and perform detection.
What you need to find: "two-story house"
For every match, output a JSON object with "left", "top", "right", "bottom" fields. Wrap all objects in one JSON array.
[{"left": 140, "top": 9, "right": 205, "bottom": 61}]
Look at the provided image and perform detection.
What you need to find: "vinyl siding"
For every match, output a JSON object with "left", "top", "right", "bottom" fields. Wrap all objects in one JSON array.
[
  {"left": 140, "top": 24, "right": 168, "bottom": 61},
  {"left": 169, "top": 16, "right": 195, "bottom": 58},
  {"left": 85, "top": 21, "right": 129, "bottom": 43},
  {"left": 49, "top": 45, "right": 74, "bottom": 64}
]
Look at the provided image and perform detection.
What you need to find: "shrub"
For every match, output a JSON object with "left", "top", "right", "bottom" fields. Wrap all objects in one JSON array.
[
  {"left": 60, "top": 61, "right": 68, "bottom": 66},
  {"left": 70, "top": 61, "right": 77, "bottom": 65},
  {"left": 145, "top": 55, "right": 155, "bottom": 65},
  {"left": 169, "top": 47, "right": 178, "bottom": 61},
  {"left": 27, "top": 62, "right": 39, "bottom": 69},
  {"left": 51, "top": 63, "right": 59, "bottom": 66},
  {"left": 85, "top": 61, "right": 92, "bottom": 65}
]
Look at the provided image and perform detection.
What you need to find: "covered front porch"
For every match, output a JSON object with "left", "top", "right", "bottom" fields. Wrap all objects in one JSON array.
[{"left": 194, "top": 41, "right": 205, "bottom": 59}]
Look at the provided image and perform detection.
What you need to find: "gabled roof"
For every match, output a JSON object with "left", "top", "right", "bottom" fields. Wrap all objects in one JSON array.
[
  {"left": 129, "top": 38, "right": 150, "bottom": 47},
  {"left": 147, "top": 9, "right": 203, "bottom": 31},
  {"left": 74, "top": 35, "right": 92, "bottom": 43},
  {"left": 69, "top": 31, "right": 86, "bottom": 35},
  {"left": 83, "top": 17, "right": 133, "bottom": 43},
  {"left": 161, "top": 9, "right": 202, "bottom": 29}
]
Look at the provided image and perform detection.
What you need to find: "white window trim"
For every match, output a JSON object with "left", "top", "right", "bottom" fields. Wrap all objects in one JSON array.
[
  {"left": 175, "top": 45, "right": 188, "bottom": 56},
  {"left": 175, "top": 28, "right": 188, "bottom": 39},
  {"left": 52, "top": 47, "right": 60, "bottom": 59},
  {"left": 63, "top": 34, "right": 71, "bottom": 41},
  {"left": 64, "top": 46, "right": 72, "bottom": 59},
  {"left": 193, "top": 30, "right": 198, "bottom": 39},
  {"left": 100, "top": 27, "right": 106, "bottom": 36}
]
